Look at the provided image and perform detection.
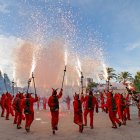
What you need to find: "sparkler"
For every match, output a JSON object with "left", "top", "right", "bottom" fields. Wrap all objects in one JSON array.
[
  {"left": 12, "top": 80, "right": 15, "bottom": 95},
  {"left": 61, "top": 66, "right": 67, "bottom": 89},
  {"left": 27, "top": 78, "right": 32, "bottom": 93},
  {"left": 32, "top": 72, "right": 37, "bottom": 94},
  {"left": 102, "top": 63, "right": 108, "bottom": 81},
  {"left": 4, "top": 78, "right": 8, "bottom": 92},
  {"left": 30, "top": 54, "right": 36, "bottom": 77},
  {"left": 61, "top": 49, "right": 67, "bottom": 89}
]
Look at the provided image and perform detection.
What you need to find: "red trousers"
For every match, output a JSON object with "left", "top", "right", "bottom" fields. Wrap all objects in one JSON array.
[
  {"left": 17, "top": 113, "right": 22, "bottom": 126},
  {"left": 117, "top": 108, "right": 122, "bottom": 119},
  {"left": 5, "top": 107, "right": 10, "bottom": 119},
  {"left": 138, "top": 109, "right": 140, "bottom": 119},
  {"left": 101, "top": 104, "right": 106, "bottom": 112},
  {"left": 51, "top": 111, "right": 59, "bottom": 130},
  {"left": 67, "top": 103, "right": 70, "bottom": 110},
  {"left": 10, "top": 106, "right": 14, "bottom": 116},
  {"left": 43, "top": 104, "right": 46, "bottom": 110},
  {"left": 109, "top": 111, "right": 121, "bottom": 126},
  {"left": 25, "top": 113, "right": 34, "bottom": 128},
  {"left": 84, "top": 109, "right": 94, "bottom": 127},
  {"left": 74, "top": 112, "right": 83, "bottom": 126},
  {"left": 125, "top": 107, "right": 130, "bottom": 120},
  {"left": 121, "top": 109, "right": 127, "bottom": 123},
  {"left": 1, "top": 106, "right": 5, "bottom": 117},
  {"left": 14, "top": 112, "right": 18, "bottom": 124}
]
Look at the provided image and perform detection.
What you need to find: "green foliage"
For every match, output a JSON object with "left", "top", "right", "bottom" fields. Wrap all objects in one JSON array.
[
  {"left": 106, "top": 67, "right": 117, "bottom": 80},
  {"left": 118, "top": 71, "right": 133, "bottom": 83},
  {"left": 134, "top": 72, "right": 140, "bottom": 91},
  {"left": 87, "top": 82, "right": 98, "bottom": 91}
]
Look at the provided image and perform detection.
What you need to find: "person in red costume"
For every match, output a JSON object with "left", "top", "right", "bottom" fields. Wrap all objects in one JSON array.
[
  {"left": 114, "top": 93, "right": 121, "bottom": 119},
  {"left": 37, "top": 96, "right": 40, "bottom": 110},
  {"left": 48, "top": 88, "right": 63, "bottom": 135},
  {"left": 14, "top": 93, "right": 24, "bottom": 129},
  {"left": 5, "top": 92, "right": 14, "bottom": 120},
  {"left": 43, "top": 97, "right": 47, "bottom": 110},
  {"left": 83, "top": 91, "right": 98, "bottom": 129},
  {"left": 120, "top": 94, "right": 127, "bottom": 125},
  {"left": 73, "top": 93, "right": 84, "bottom": 133},
  {"left": 66, "top": 95, "right": 71, "bottom": 110},
  {"left": 106, "top": 92, "right": 121, "bottom": 128},
  {"left": 132, "top": 94, "right": 140, "bottom": 123},
  {"left": 23, "top": 93, "right": 38, "bottom": 132},
  {"left": 0, "top": 93, "right": 6, "bottom": 117},
  {"left": 100, "top": 92, "right": 105, "bottom": 112},
  {"left": 125, "top": 94, "right": 131, "bottom": 120},
  {"left": 13, "top": 93, "right": 19, "bottom": 124}
]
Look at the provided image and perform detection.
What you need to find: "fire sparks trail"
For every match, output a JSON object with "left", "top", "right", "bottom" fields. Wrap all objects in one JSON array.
[
  {"left": 77, "top": 56, "right": 82, "bottom": 72},
  {"left": 64, "top": 49, "right": 68, "bottom": 66},
  {"left": 30, "top": 53, "right": 36, "bottom": 77},
  {"left": 102, "top": 63, "right": 108, "bottom": 80}
]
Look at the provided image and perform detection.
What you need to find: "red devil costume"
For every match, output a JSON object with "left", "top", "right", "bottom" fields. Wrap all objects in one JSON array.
[
  {"left": 66, "top": 95, "right": 71, "bottom": 110},
  {"left": 83, "top": 91, "right": 98, "bottom": 129},
  {"left": 5, "top": 92, "right": 14, "bottom": 120},
  {"left": 13, "top": 93, "right": 24, "bottom": 129},
  {"left": 73, "top": 93, "right": 84, "bottom": 133},
  {"left": 106, "top": 92, "right": 121, "bottom": 128},
  {"left": 37, "top": 97, "right": 40, "bottom": 110},
  {"left": 132, "top": 94, "right": 140, "bottom": 122},
  {"left": 43, "top": 97, "right": 47, "bottom": 110},
  {"left": 23, "top": 93, "right": 38, "bottom": 132},
  {"left": 125, "top": 94, "right": 131, "bottom": 120},
  {"left": 100, "top": 92, "right": 106, "bottom": 112},
  {"left": 0, "top": 94, "right": 6, "bottom": 117},
  {"left": 115, "top": 93, "right": 126, "bottom": 124},
  {"left": 48, "top": 88, "right": 63, "bottom": 134},
  {"left": 13, "top": 93, "right": 19, "bottom": 124}
]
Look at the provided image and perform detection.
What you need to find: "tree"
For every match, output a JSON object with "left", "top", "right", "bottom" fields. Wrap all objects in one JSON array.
[
  {"left": 118, "top": 72, "right": 133, "bottom": 83},
  {"left": 134, "top": 72, "right": 140, "bottom": 91},
  {"left": 86, "top": 82, "right": 98, "bottom": 91},
  {"left": 0, "top": 70, "right": 4, "bottom": 93},
  {"left": 106, "top": 67, "right": 117, "bottom": 91},
  {"left": 4, "top": 73, "right": 12, "bottom": 92},
  {"left": 106, "top": 67, "right": 117, "bottom": 80}
]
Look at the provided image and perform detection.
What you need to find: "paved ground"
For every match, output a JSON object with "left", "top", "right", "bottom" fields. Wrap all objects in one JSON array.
[{"left": 0, "top": 106, "right": 140, "bottom": 140}]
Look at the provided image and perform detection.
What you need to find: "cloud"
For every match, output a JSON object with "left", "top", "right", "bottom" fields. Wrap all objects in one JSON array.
[
  {"left": 0, "top": 2, "right": 10, "bottom": 14},
  {"left": 125, "top": 42, "right": 140, "bottom": 51},
  {"left": 0, "top": 35, "right": 23, "bottom": 78}
]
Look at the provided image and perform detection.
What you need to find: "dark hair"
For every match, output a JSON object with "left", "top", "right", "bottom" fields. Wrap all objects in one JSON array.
[
  {"left": 26, "top": 93, "right": 30, "bottom": 98},
  {"left": 89, "top": 91, "right": 93, "bottom": 95}
]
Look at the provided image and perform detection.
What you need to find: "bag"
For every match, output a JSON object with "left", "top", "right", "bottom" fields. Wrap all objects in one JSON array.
[
  {"left": 15, "top": 99, "right": 21, "bottom": 113},
  {"left": 78, "top": 100, "right": 82, "bottom": 113},
  {"left": 88, "top": 95, "right": 93, "bottom": 110},
  {"left": 51, "top": 96, "right": 59, "bottom": 112},
  {"left": 112, "top": 98, "right": 117, "bottom": 111},
  {"left": 24, "top": 99, "right": 31, "bottom": 114}
]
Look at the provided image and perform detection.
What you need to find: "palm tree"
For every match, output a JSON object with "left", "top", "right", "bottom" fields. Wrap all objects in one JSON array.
[
  {"left": 134, "top": 72, "right": 140, "bottom": 91},
  {"left": 106, "top": 67, "right": 117, "bottom": 91},
  {"left": 118, "top": 72, "right": 133, "bottom": 84}
]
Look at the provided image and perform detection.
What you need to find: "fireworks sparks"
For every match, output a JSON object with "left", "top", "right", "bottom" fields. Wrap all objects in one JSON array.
[
  {"left": 77, "top": 79, "right": 80, "bottom": 87},
  {"left": 77, "top": 56, "right": 82, "bottom": 72},
  {"left": 102, "top": 63, "right": 108, "bottom": 80},
  {"left": 64, "top": 49, "right": 68, "bottom": 66},
  {"left": 0, "top": 0, "right": 107, "bottom": 94},
  {"left": 30, "top": 54, "right": 36, "bottom": 77}
]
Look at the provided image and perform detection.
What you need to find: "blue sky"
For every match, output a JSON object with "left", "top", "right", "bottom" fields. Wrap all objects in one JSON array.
[{"left": 0, "top": 0, "right": 140, "bottom": 76}]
